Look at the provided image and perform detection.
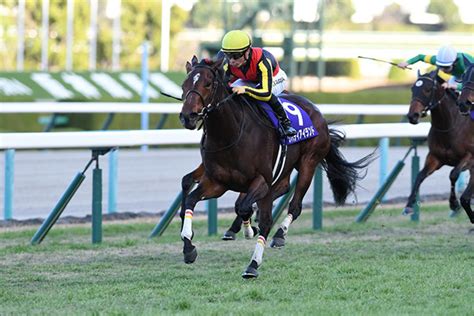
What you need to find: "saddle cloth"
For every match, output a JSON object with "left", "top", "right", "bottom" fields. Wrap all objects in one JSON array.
[
  {"left": 471, "top": 110, "right": 474, "bottom": 121},
  {"left": 258, "top": 97, "right": 318, "bottom": 145}
]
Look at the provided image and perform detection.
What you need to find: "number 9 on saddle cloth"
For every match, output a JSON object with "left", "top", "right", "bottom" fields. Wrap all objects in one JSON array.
[{"left": 231, "top": 78, "right": 318, "bottom": 145}]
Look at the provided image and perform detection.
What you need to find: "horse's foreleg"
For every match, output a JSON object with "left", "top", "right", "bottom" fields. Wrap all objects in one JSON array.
[
  {"left": 242, "top": 194, "right": 273, "bottom": 279},
  {"left": 403, "top": 154, "right": 441, "bottom": 215},
  {"left": 235, "top": 176, "right": 269, "bottom": 221},
  {"left": 180, "top": 177, "right": 226, "bottom": 264},
  {"left": 180, "top": 164, "right": 205, "bottom": 213},
  {"left": 460, "top": 167, "right": 474, "bottom": 225}
]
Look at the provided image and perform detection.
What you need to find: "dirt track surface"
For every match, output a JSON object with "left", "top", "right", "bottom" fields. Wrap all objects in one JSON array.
[{"left": 0, "top": 147, "right": 465, "bottom": 221}]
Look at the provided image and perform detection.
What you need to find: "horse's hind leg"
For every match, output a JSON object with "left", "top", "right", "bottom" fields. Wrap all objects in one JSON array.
[
  {"left": 180, "top": 177, "right": 226, "bottom": 264},
  {"left": 460, "top": 168, "right": 474, "bottom": 226},
  {"left": 271, "top": 160, "right": 318, "bottom": 248},
  {"left": 222, "top": 193, "right": 259, "bottom": 240},
  {"left": 226, "top": 176, "right": 291, "bottom": 241},
  {"left": 403, "top": 154, "right": 441, "bottom": 215}
]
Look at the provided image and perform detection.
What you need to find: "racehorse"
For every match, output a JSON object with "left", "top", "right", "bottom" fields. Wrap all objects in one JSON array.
[
  {"left": 457, "top": 56, "right": 474, "bottom": 116},
  {"left": 178, "top": 56, "right": 373, "bottom": 278},
  {"left": 404, "top": 69, "right": 473, "bottom": 225}
]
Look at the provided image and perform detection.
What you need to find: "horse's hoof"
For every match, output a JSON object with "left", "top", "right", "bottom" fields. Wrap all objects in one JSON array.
[
  {"left": 449, "top": 209, "right": 461, "bottom": 218},
  {"left": 241, "top": 261, "right": 259, "bottom": 279},
  {"left": 402, "top": 207, "right": 413, "bottom": 216},
  {"left": 183, "top": 246, "right": 197, "bottom": 264},
  {"left": 222, "top": 231, "right": 236, "bottom": 241},
  {"left": 270, "top": 237, "right": 285, "bottom": 248},
  {"left": 468, "top": 228, "right": 474, "bottom": 235}
]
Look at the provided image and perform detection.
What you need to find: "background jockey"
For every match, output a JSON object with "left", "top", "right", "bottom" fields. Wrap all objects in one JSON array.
[
  {"left": 398, "top": 45, "right": 474, "bottom": 91},
  {"left": 217, "top": 30, "right": 297, "bottom": 137}
]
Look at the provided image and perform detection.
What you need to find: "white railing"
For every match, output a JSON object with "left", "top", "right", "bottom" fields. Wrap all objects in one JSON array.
[{"left": 0, "top": 123, "right": 428, "bottom": 149}]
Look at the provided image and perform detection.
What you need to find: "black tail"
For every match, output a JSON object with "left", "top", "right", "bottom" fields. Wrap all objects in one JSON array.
[{"left": 321, "top": 128, "right": 375, "bottom": 205}]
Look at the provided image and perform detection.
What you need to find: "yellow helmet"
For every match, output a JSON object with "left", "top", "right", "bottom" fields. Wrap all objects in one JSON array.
[{"left": 221, "top": 30, "right": 251, "bottom": 53}]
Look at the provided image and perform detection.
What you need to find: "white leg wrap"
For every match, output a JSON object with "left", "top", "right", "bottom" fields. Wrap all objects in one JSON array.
[
  {"left": 280, "top": 214, "right": 293, "bottom": 235},
  {"left": 243, "top": 220, "right": 254, "bottom": 239},
  {"left": 251, "top": 236, "right": 266, "bottom": 266},
  {"left": 180, "top": 209, "right": 193, "bottom": 240}
]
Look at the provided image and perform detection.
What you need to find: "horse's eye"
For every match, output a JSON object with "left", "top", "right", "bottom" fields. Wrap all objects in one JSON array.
[{"left": 204, "top": 82, "right": 212, "bottom": 89}]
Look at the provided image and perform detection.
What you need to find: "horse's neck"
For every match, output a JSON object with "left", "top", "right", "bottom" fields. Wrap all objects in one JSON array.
[
  {"left": 430, "top": 95, "right": 457, "bottom": 131},
  {"left": 205, "top": 97, "right": 244, "bottom": 144}
]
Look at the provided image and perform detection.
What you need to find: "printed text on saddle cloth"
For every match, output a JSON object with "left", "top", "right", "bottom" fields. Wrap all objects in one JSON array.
[{"left": 259, "top": 97, "right": 318, "bottom": 145}]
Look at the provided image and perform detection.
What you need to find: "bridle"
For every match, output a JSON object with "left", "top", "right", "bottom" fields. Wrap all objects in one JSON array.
[
  {"left": 411, "top": 73, "right": 447, "bottom": 117},
  {"left": 183, "top": 62, "right": 245, "bottom": 152},
  {"left": 183, "top": 64, "right": 236, "bottom": 120}
]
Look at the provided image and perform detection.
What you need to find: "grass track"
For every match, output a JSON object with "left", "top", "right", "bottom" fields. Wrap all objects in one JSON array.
[{"left": 1, "top": 204, "right": 473, "bottom": 315}]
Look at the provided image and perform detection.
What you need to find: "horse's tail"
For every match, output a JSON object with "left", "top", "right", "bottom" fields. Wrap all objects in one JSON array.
[{"left": 321, "top": 128, "right": 375, "bottom": 205}]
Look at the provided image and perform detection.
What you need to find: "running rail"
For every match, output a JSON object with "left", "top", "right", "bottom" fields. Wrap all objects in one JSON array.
[{"left": 0, "top": 123, "right": 429, "bottom": 149}]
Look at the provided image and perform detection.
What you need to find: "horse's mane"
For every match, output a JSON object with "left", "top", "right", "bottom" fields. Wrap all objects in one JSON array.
[{"left": 199, "top": 58, "right": 226, "bottom": 79}]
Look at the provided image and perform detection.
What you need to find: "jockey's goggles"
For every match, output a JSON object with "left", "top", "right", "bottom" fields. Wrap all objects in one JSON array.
[{"left": 225, "top": 51, "right": 245, "bottom": 60}]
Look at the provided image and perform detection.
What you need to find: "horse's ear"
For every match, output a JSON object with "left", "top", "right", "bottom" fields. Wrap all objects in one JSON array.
[
  {"left": 417, "top": 69, "right": 421, "bottom": 78},
  {"left": 462, "top": 54, "right": 473, "bottom": 67},
  {"left": 186, "top": 61, "right": 192, "bottom": 74},
  {"left": 191, "top": 55, "right": 198, "bottom": 65}
]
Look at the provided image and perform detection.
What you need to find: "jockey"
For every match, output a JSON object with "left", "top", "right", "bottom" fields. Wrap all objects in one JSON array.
[
  {"left": 398, "top": 45, "right": 474, "bottom": 91},
  {"left": 218, "top": 30, "right": 297, "bottom": 137}
]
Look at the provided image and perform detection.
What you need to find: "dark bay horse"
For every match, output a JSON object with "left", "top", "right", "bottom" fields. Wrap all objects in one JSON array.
[
  {"left": 178, "top": 56, "right": 373, "bottom": 278},
  {"left": 457, "top": 57, "right": 474, "bottom": 115},
  {"left": 404, "top": 70, "right": 474, "bottom": 224}
]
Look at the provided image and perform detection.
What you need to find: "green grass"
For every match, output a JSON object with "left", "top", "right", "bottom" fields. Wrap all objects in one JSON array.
[{"left": 1, "top": 205, "right": 473, "bottom": 315}]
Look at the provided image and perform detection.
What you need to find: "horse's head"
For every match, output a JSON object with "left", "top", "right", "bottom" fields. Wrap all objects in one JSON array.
[
  {"left": 457, "top": 56, "right": 474, "bottom": 115},
  {"left": 407, "top": 70, "right": 444, "bottom": 124},
  {"left": 179, "top": 56, "right": 225, "bottom": 129}
]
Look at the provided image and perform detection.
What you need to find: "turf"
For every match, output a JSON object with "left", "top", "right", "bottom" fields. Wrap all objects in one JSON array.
[{"left": 0, "top": 204, "right": 473, "bottom": 315}]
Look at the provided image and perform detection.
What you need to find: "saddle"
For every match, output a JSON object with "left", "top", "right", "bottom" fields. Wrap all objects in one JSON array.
[{"left": 243, "top": 95, "right": 318, "bottom": 145}]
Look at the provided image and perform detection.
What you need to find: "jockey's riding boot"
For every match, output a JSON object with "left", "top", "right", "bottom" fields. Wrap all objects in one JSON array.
[{"left": 268, "top": 95, "right": 297, "bottom": 137}]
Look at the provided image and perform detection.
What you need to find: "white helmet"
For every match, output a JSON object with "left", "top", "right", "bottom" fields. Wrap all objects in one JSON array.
[{"left": 436, "top": 45, "right": 457, "bottom": 67}]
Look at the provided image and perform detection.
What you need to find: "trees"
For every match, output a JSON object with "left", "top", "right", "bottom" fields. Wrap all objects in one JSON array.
[
  {"left": 427, "top": 0, "right": 461, "bottom": 30},
  {"left": 0, "top": 0, "right": 188, "bottom": 71}
]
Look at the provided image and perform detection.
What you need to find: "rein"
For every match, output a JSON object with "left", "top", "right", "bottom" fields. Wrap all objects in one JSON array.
[
  {"left": 185, "top": 63, "right": 247, "bottom": 153},
  {"left": 414, "top": 75, "right": 459, "bottom": 133},
  {"left": 413, "top": 74, "right": 458, "bottom": 117}
]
